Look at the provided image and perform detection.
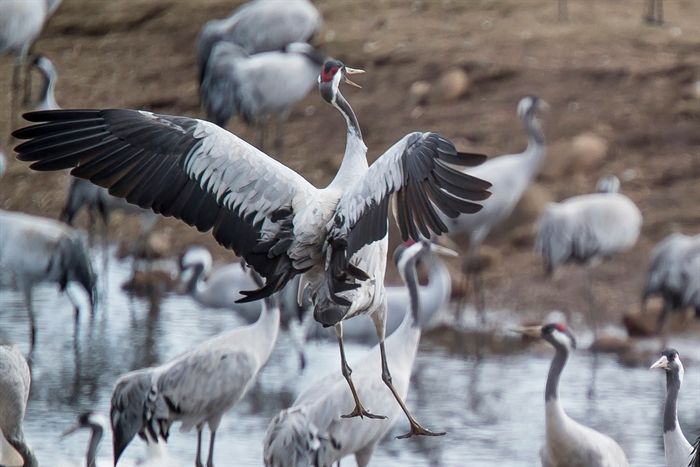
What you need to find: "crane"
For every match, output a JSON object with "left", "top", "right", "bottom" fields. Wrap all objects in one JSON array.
[
  {"left": 650, "top": 349, "right": 693, "bottom": 467},
  {"left": 535, "top": 175, "right": 641, "bottom": 338},
  {"left": 110, "top": 287, "right": 280, "bottom": 467},
  {"left": 0, "top": 209, "right": 95, "bottom": 350},
  {"left": 200, "top": 41, "right": 325, "bottom": 153},
  {"left": 643, "top": 233, "right": 700, "bottom": 330},
  {"left": 196, "top": 0, "right": 321, "bottom": 82},
  {"left": 0, "top": 345, "right": 37, "bottom": 467},
  {"left": 692, "top": 438, "right": 700, "bottom": 467},
  {"left": 0, "top": 0, "right": 61, "bottom": 131},
  {"left": 13, "top": 57, "right": 491, "bottom": 436},
  {"left": 442, "top": 95, "right": 546, "bottom": 315},
  {"left": 516, "top": 323, "right": 629, "bottom": 467},
  {"left": 30, "top": 53, "right": 58, "bottom": 111},
  {"left": 304, "top": 238, "right": 452, "bottom": 345},
  {"left": 264, "top": 240, "right": 453, "bottom": 466},
  {"left": 61, "top": 410, "right": 176, "bottom": 467}
]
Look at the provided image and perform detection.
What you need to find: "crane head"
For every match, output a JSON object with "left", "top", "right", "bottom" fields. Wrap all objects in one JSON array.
[
  {"left": 517, "top": 95, "right": 549, "bottom": 119},
  {"left": 650, "top": 348, "right": 683, "bottom": 375},
  {"left": 318, "top": 58, "right": 365, "bottom": 103}
]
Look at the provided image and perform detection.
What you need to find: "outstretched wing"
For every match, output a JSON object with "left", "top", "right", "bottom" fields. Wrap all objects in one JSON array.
[
  {"left": 326, "top": 132, "right": 490, "bottom": 298},
  {"left": 14, "top": 110, "right": 317, "bottom": 301}
]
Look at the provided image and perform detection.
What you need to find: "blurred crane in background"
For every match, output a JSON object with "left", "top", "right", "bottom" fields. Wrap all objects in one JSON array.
[
  {"left": 516, "top": 323, "right": 629, "bottom": 467},
  {"left": 196, "top": 0, "right": 321, "bottom": 83},
  {"left": 0, "top": 0, "right": 62, "bottom": 132},
  {"left": 535, "top": 175, "right": 641, "bottom": 339},
  {"left": 442, "top": 96, "right": 546, "bottom": 318},
  {"left": 200, "top": 41, "right": 325, "bottom": 153},
  {"left": 650, "top": 349, "right": 693, "bottom": 467},
  {"left": 643, "top": 232, "right": 700, "bottom": 331},
  {"left": 0, "top": 209, "right": 95, "bottom": 351},
  {"left": 0, "top": 345, "right": 37, "bottom": 467}
]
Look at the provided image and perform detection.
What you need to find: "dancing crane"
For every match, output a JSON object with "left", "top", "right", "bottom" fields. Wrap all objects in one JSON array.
[
  {"left": 516, "top": 324, "right": 629, "bottom": 467},
  {"left": 650, "top": 349, "right": 693, "bottom": 467},
  {"left": 13, "top": 58, "right": 491, "bottom": 437},
  {"left": 264, "top": 240, "right": 451, "bottom": 466}
]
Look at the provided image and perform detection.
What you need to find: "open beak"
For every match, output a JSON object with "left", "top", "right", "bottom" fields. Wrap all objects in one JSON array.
[
  {"left": 514, "top": 325, "right": 543, "bottom": 339},
  {"left": 61, "top": 423, "right": 80, "bottom": 438},
  {"left": 650, "top": 355, "right": 668, "bottom": 370},
  {"left": 343, "top": 67, "right": 365, "bottom": 88},
  {"left": 429, "top": 243, "right": 458, "bottom": 258}
]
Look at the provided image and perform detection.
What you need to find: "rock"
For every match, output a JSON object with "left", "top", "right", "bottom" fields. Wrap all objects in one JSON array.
[
  {"left": 409, "top": 80, "right": 432, "bottom": 106},
  {"left": 431, "top": 68, "right": 470, "bottom": 103},
  {"left": 590, "top": 335, "right": 631, "bottom": 353},
  {"left": 570, "top": 132, "right": 608, "bottom": 171}
]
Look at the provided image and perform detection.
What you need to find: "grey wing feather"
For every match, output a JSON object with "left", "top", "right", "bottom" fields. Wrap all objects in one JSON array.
[
  {"left": 263, "top": 406, "right": 323, "bottom": 467},
  {"left": 200, "top": 42, "right": 248, "bottom": 127},
  {"left": 14, "top": 109, "right": 316, "bottom": 301},
  {"left": 535, "top": 206, "right": 574, "bottom": 273},
  {"left": 326, "top": 132, "right": 489, "bottom": 297},
  {"left": 691, "top": 435, "right": 700, "bottom": 467},
  {"left": 111, "top": 368, "right": 154, "bottom": 459}
]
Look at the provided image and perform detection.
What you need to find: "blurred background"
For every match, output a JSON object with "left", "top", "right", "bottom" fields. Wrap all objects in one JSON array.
[{"left": 0, "top": 0, "right": 699, "bottom": 466}]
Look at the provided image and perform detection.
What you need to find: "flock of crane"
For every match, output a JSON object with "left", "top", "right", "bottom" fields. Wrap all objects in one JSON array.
[{"left": 0, "top": 0, "right": 698, "bottom": 466}]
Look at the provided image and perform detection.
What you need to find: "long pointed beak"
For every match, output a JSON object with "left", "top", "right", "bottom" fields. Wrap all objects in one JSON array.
[
  {"left": 61, "top": 423, "right": 81, "bottom": 438},
  {"left": 429, "top": 243, "right": 458, "bottom": 257},
  {"left": 650, "top": 355, "right": 668, "bottom": 370},
  {"left": 344, "top": 67, "right": 365, "bottom": 88},
  {"left": 514, "top": 325, "right": 543, "bottom": 339}
]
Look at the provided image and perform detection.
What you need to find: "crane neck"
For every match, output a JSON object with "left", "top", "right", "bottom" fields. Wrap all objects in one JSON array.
[
  {"left": 545, "top": 343, "right": 568, "bottom": 402},
  {"left": 251, "top": 300, "right": 281, "bottom": 358},
  {"left": 86, "top": 423, "right": 104, "bottom": 467},
  {"left": 328, "top": 90, "right": 368, "bottom": 190},
  {"left": 38, "top": 65, "right": 58, "bottom": 111},
  {"left": 522, "top": 112, "right": 545, "bottom": 176},
  {"left": 663, "top": 369, "right": 684, "bottom": 434},
  {"left": 185, "top": 264, "right": 206, "bottom": 296}
]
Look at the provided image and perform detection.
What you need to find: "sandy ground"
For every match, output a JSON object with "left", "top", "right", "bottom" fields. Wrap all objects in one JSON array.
[{"left": 1, "top": 0, "right": 699, "bottom": 328}]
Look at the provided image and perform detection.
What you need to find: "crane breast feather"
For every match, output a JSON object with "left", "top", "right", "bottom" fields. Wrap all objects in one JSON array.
[{"left": 13, "top": 109, "right": 316, "bottom": 301}]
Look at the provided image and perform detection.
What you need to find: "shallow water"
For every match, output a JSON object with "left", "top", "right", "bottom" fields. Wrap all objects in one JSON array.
[{"left": 1, "top": 250, "right": 699, "bottom": 467}]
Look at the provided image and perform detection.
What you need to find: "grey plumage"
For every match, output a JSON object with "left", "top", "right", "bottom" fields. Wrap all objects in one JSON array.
[
  {"left": 61, "top": 411, "right": 107, "bottom": 467},
  {"left": 111, "top": 368, "right": 155, "bottom": 465},
  {"left": 264, "top": 241, "right": 445, "bottom": 466},
  {"left": 0, "top": 345, "right": 37, "bottom": 467},
  {"left": 643, "top": 233, "right": 700, "bottom": 328},
  {"left": 200, "top": 41, "right": 325, "bottom": 151},
  {"left": 0, "top": 209, "right": 96, "bottom": 349},
  {"left": 691, "top": 436, "right": 700, "bottom": 467},
  {"left": 650, "top": 349, "right": 693, "bottom": 467},
  {"left": 0, "top": 0, "right": 61, "bottom": 128},
  {"left": 30, "top": 53, "right": 57, "bottom": 111},
  {"left": 196, "top": 0, "right": 321, "bottom": 81},
  {"left": 516, "top": 324, "right": 629, "bottom": 467}
]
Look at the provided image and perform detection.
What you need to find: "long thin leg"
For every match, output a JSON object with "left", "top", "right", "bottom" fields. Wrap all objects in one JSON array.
[
  {"left": 371, "top": 312, "right": 445, "bottom": 439},
  {"left": 273, "top": 111, "right": 289, "bottom": 157},
  {"left": 22, "top": 52, "right": 33, "bottom": 106},
  {"left": 23, "top": 286, "right": 36, "bottom": 354},
  {"left": 195, "top": 426, "right": 204, "bottom": 467},
  {"left": 335, "top": 323, "right": 385, "bottom": 420},
  {"left": 11, "top": 58, "right": 22, "bottom": 137},
  {"left": 206, "top": 430, "right": 216, "bottom": 467},
  {"left": 585, "top": 265, "right": 598, "bottom": 343}
]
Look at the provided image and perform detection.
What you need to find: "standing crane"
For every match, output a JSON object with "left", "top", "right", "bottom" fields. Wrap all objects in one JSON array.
[
  {"left": 0, "top": 0, "right": 61, "bottom": 131},
  {"left": 200, "top": 41, "right": 325, "bottom": 153},
  {"left": 196, "top": 0, "right": 321, "bottom": 82},
  {"left": 650, "top": 349, "right": 693, "bottom": 467},
  {"left": 110, "top": 288, "right": 280, "bottom": 467},
  {"left": 0, "top": 345, "right": 37, "bottom": 467},
  {"left": 535, "top": 175, "right": 642, "bottom": 338},
  {"left": 0, "top": 209, "right": 95, "bottom": 350},
  {"left": 264, "top": 240, "right": 452, "bottom": 466},
  {"left": 13, "top": 58, "right": 491, "bottom": 437},
  {"left": 30, "top": 53, "right": 58, "bottom": 111},
  {"left": 442, "top": 95, "right": 546, "bottom": 314},
  {"left": 516, "top": 323, "right": 629, "bottom": 467},
  {"left": 643, "top": 233, "right": 700, "bottom": 330}
]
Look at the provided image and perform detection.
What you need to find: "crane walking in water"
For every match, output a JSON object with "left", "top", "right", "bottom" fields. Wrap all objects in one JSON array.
[
  {"left": 516, "top": 323, "right": 629, "bottom": 467},
  {"left": 535, "top": 175, "right": 641, "bottom": 339},
  {"left": 0, "top": 345, "right": 37, "bottom": 467},
  {"left": 13, "top": 58, "right": 491, "bottom": 437},
  {"left": 650, "top": 349, "right": 693, "bottom": 467},
  {"left": 264, "top": 240, "right": 454, "bottom": 466}
]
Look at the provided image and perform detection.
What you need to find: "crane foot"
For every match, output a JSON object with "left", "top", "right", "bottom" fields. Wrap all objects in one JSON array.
[
  {"left": 396, "top": 422, "right": 446, "bottom": 439},
  {"left": 341, "top": 404, "right": 386, "bottom": 420}
]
